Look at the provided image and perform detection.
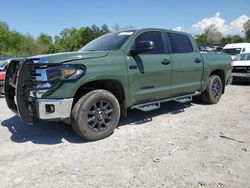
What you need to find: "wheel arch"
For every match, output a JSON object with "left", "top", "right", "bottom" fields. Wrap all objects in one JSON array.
[{"left": 73, "top": 79, "right": 127, "bottom": 116}]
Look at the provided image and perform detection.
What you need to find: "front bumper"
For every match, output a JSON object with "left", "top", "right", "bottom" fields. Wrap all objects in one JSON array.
[
  {"left": 232, "top": 66, "right": 250, "bottom": 79},
  {"left": 36, "top": 98, "right": 73, "bottom": 121},
  {"left": 4, "top": 59, "right": 75, "bottom": 123}
]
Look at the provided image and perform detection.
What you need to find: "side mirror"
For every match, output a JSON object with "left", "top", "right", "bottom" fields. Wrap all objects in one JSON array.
[{"left": 130, "top": 41, "right": 154, "bottom": 55}]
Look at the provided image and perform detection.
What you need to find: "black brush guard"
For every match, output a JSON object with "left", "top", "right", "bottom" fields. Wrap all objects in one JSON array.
[
  {"left": 5, "top": 58, "right": 85, "bottom": 124},
  {"left": 5, "top": 59, "right": 36, "bottom": 123}
]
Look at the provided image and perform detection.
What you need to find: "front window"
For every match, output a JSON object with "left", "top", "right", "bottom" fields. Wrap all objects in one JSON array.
[
  {"left": 135, "top": 31, "right": 165, "bottom": 54},
  {"left": 222, "top": 48, "right": 241, "bottom": 55},
  {"left": 80, "top": 31, "right": 134, "bottom": 52}
]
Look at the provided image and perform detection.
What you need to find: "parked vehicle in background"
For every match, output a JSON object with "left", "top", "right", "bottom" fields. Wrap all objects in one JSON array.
[
  {"left": 222, "top": 43, "right": 250, "bottom": 58},
  {"left": 0, "top": 60, "right": 9, "bottom": 95},
  {"left": 232, "top": 52, "right": 250, "bottom": 82},
  {"left": 215, "top": 46, "right": 224, "bottom": 52},
  {"left": 5, "top": 28, "right": 232, "bottom": 141},
  {"left": 199, "top": 45, "right": 224, "bottom": 53}
]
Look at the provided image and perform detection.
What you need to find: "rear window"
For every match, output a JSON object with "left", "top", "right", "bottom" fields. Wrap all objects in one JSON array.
[
  {"left": 222, "top": 48, "right": 241, "bottom": 55},
  {"left": 168, "top": 33, "right": 193, "bottom": 53}
]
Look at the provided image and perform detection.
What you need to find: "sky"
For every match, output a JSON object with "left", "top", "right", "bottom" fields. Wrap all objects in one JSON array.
[{"left": 0, "top": 0, "right": 250, "bottom": 38}]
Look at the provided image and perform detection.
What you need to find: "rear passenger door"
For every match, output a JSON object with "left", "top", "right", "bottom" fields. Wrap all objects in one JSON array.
[{"left": 166, "top": 32, "right": 203, "bottom": 95}]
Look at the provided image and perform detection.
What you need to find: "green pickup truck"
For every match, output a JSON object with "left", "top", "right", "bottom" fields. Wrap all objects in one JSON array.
[{"left": 5, "top": 28, "right": 232, "bottom": 141}]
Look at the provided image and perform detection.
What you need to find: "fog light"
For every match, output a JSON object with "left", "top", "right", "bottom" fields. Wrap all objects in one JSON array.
[{"left": 45, "top": 104, "right": 55, "bottom": 114}]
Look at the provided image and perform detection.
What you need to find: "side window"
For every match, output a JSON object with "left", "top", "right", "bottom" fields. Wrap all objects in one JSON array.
[
  {"left": 168, "top": 33, "right": 193, "bottom": 53},
  {"left": 135, "top": 31, "right": 165, "bottom": 54}
]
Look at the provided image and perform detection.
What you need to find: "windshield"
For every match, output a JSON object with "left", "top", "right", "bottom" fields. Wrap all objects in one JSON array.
[
  {"left": 222, "top": 48, "right": 241, "bottom": 55},
  {"left": 0, "top": 61, "right": 7, "bottom": 67},
  {"left": 236, "top": 53, "right": 250, "bottom": 61},
  {"left": 80, "top": 31, "right": 134, "bottom": 51}
]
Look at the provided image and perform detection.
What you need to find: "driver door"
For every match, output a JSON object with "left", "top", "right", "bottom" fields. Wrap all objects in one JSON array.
[{"left": 126, "top": 31, "right": 172, "bottom": 105}]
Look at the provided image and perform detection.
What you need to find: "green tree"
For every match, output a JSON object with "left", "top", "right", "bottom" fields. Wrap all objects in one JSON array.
[
  {"left": 54, "top": 24, "right": 110, "bottom": 52},
  {"left": 243, "top": 19, "right": 250, "bottom": 42},
  {"left": 54, "top": 27, "right": 80, "bottom": 52},
  {"left": 195, "top": 34, "right": 207, "bottom": 46},
  {"left": 0, "top": 22, "right": 9, "bottom": 54},
  {"left": 204, "top": 25, "right": 222, "bottom": 45},
  {"left": 7, "top": 31, "right": 25, "bottom": 55},
  {"left": 37, "top": 33, "right": 53, "bottom": 54},
  {"left": 22, "top": 34, "right": 37, "bottom": 55},
  {"left": 195, "top": 25, "right": 222, "bottom": 46},
  {"left": 101, "top": 24, "right": 109, "bottom": 34},
  {"left": 220, "top": 35, "right": 244, "bottom": 45},
  {"left": 0, "top": 22, "right": 111, "bottom": 55}
]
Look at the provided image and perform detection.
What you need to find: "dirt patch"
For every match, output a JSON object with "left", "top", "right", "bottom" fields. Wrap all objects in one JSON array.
[{"left": 0, "top": 84, "right": 249, "bottom": 187}]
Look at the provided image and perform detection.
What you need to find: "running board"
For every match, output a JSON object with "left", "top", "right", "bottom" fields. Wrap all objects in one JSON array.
[
  {"left": 131, "top": 91, "right": 201, "bottom": 112},
  {"left": 174, "top": 96, "right": 193, "bottom": 103}
]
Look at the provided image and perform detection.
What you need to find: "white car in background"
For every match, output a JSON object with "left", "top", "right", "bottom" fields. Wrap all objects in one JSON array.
[
  {"left": 232, "top": 52, "right": 250, "bottom": 82},
  {"left": 222, "top": 43, "right": 250, "bottom": 59}
]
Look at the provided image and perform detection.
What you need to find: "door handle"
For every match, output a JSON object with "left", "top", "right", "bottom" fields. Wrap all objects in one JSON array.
[
  {"left": 161, "top": 59, "right": 171, "bottom": 65},
  {"left": 129, "top": 65, "right": 138, "bottom": 69},
  {"left": 194, "top": 58, "right": 201, "bottom": 63}
]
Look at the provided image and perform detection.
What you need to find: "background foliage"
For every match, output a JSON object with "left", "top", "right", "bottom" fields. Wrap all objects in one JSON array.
[
  {"left": 0, "top": 20, "right": 250, "bottom": 57},
  {"left": 195, "top": 19, "right": 250, "bottom": 46}
]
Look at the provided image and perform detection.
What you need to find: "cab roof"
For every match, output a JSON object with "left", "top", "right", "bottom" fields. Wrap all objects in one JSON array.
[
  {"left": 223, "top": 43, "right": 250, "bottom": 49},
  {"left": 121, "top": 28, "right": 191, "bottom": 36}
]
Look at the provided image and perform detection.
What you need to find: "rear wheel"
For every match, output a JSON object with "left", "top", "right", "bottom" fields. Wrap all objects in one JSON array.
[
  {"left": 200, "top": 75, "right": 223, "bottom": 104},
  {"left": 71, "top": 89, "right": 120, "bottom": 141}
]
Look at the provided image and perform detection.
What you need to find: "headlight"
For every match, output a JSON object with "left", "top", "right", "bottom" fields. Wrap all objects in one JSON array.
[{"left": 46, "top": 65, "right": 85, "bottom": 81}]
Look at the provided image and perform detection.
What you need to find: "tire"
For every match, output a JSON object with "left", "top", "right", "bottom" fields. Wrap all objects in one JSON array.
[
  {"left": 71, "top": 89, "right": 120, "bottom": 141},
  {"left": 200, "top": 75, "right": 223, "bottom": 104}
]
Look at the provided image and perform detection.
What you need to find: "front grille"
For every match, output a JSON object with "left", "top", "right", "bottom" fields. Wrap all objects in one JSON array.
[{"left": 233, "top": 66, "right": 250, "bottom": 73}]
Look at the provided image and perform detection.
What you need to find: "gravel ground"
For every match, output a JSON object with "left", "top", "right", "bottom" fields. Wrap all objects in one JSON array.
[{"left": 0, "top": 84, "right": 249, "bottom": 188}]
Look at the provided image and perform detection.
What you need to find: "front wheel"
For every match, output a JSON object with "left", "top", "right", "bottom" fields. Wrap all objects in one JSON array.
[
  {"left": 200, "top": 75, "right": 223, "bottom": 104},
  {"left": 71, "top": 89, "right": 120, "bottom": 141}
]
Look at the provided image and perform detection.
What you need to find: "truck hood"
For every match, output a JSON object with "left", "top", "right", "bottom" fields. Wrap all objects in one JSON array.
[
  {"left": 30, "top": 51, "right": 109, "bottom": 64},
  {"left": 233, "top": 60, "right": 250, "bottom": 66}
]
